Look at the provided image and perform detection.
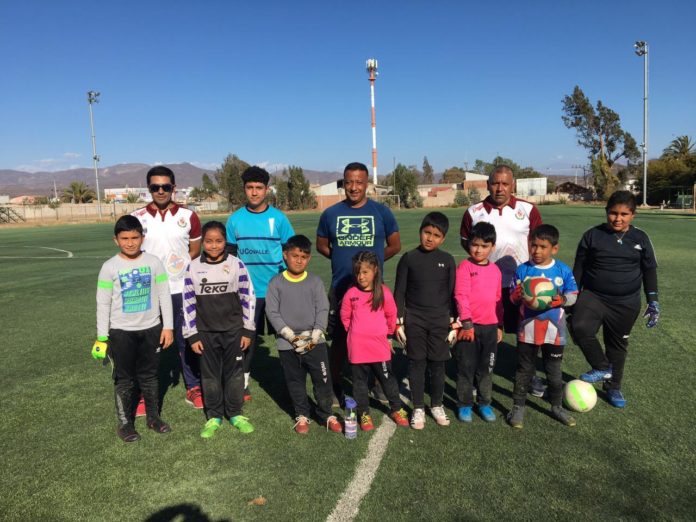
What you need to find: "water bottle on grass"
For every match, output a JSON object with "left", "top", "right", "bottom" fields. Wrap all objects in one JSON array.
[{"left": 344, "top": 396, "right": 357, "bottom": 439}]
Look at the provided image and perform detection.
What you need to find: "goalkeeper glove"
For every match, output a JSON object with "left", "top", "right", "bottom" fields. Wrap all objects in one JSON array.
[
  {"left": 395, "top": 318, "right": 407, "bottom": 348},
  {"left": 310, "top": 329, "right": 325, "bottom": 346},
  {"left": 279, "top": 327, "right": 296, "bottom": 342},
  {"left": 446, "top": 318, "right": 462, "bottom": 347},
  {"left": 644, "top": 301, "right": 660, "bottom": 329},
  {"left": 456, "top": 320, "right": 475, "bottom": 342},
  {"left": 550, "top": 294, "right": 566, "bottom": 308},
  {"left": 92, "top": 337, "right": 109, "bottom": 360},
  {"left": 293, "top": 330, "right": 313, "bottom": 354},
  {"left": 510, "top": 284, "right": 523, "bottom": 304}
]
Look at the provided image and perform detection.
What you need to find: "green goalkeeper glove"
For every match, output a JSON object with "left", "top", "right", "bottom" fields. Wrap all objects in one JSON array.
[{"left": 92, "top": 337, "right": 109, "bottom": 360}]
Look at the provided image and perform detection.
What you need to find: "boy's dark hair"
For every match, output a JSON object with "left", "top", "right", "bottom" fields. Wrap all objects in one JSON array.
[
  {"left": 241, "top": 166, "right": 270, "bottom": 186},
  {"left": 606, "top": 190, "right": 637, "bottom": 213},
  {"left": 202, "top": 220, "right": 226, "bottom": 239},
  {"left": 114, "top": 215, "right": 143, "bottom": 236},
  {"left": 146, "top": 165, "right": 175, "bottom": 185},
  {"left": 469, "top": 222, "right": 496, "bottom": 244},
  {"left": 343, "top": 162, "right": 369, "bottom": 177},
  {"left": 352, "top": 251, "right": 384, "bottom": 311},
  {"left": 530, "top": 224, "right": 560, "bottom": 246},
  {"left": 283, "top": 234, "right": 312, "bottom": 255},
  {"left": 420, "top": 211, "right": 449, "bottom": 235}
]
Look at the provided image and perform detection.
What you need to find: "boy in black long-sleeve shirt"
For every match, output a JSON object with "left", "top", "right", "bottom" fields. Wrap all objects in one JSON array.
[
  {"left": 394, "top": 212, "right": 457, "bottom": 429},
  {"left": 570, "top": 191, "right": 660, "bottom": 408}
]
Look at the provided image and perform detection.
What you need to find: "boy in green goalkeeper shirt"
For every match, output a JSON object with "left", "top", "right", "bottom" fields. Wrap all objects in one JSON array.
[{"left": 93, "top": 215, "right": 174, "bottom": 442}]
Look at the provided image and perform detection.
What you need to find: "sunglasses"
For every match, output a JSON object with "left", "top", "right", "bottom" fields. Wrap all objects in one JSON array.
[{"left": 149, "top": 183, "right": 173, "bottom": 193}]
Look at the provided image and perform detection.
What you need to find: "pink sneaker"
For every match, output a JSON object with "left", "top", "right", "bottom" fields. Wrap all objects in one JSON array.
[
  {"left": 185, "top": 386, "right": 204, "bottom": 409},
  {"left": 135, "top": 397, "right": 146, "bottom": 418}
]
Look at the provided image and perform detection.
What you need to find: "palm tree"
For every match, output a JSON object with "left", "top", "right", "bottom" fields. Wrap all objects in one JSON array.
[
  {"left": 61, "top": 181, "right": 96, "bottom": 204},
  {"left": 662, "top": 135, "right": 695, "bottom": 159}
]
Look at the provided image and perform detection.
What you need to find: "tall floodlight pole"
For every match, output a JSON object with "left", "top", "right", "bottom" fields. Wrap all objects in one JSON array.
[
  {"left": 634, "top": 41, "right": 649, "bottom": 206},
  {"left": 366, "top": 59, "right": 379, "bottom": 186},
  {"left": 87, "top": 90, "right": 103, "bottom": 219}
]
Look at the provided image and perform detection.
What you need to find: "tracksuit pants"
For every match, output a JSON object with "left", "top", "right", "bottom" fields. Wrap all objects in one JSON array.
[
  {"left": 110, "top": 325, "right": 162, "bottom": 426},
  {"left": 278, "top": 344, "right": 334, "bottom": 422},
  {"left": 513, "top": 342, "right": 564, "bottom": 407},
  {"left": 455, "top": 324, "right": 499, "bottom": 407},
  {"left": 405, "top": 314, "right": 449, "bottom": 410},
  {"left": 352, "top": 361, "right": 402, "bottom": 417},
  {"left": 199, "top": 330, "right": 245, "bottom": 420},
  {"left": 570, "top": 290, "right": 641, "bottom": 390}
]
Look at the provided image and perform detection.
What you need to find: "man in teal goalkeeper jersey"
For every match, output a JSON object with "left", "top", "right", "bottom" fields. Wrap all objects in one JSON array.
[{"left": 226, "top": 166, "right": 295, "bottom": 400}]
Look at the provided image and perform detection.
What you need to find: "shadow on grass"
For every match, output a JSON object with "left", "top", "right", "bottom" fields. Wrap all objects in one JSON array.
[{"left": 144, "top": 503, "right": 229, "bottom": 522}]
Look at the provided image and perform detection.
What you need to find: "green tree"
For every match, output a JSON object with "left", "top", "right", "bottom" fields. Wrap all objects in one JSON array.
[
  {"left": 384, "top": 164, "right": 422, "bottom": 208},
  {"left": 422, "top": 156, "right": 435, "bottom": 184},
  {"left": 61, "top": 181, "right": 95, "bottom": 203},
  {"left": 286, "top": 166, "right": 316, "bottom": 210},
  {"left": 270, "top": 174, "right": 289, "bottom": 209},
  {"left": 215, "top": 154, "right": 250, "bottom": 208},
  {"left": 562, "top": 85, "right": 640, "bottom": 198},
  {"left": 190, "top": 173, "right": 219, "bottom": 201},
  {"left": 440, "top": 166, "right": 467, "bottom": 183},
  {"left": 125, "top": 192, "right": 141, "bottom": 203},
  {"left": 662, "top": 135, "right": 695, "bottom": 160}
]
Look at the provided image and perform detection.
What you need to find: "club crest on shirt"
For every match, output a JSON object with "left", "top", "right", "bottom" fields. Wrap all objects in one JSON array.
[
  {"left": 177, "top": 217, "right": 187, "bottom": 228},
  {"left": 223, "top": 264, "right": 231, "bottom": 274},
  {"left": 554, "top": 276, "right": 564, "bottom": 287},
  {"left": 166, "top": 252, "right": 186, "bottom": 276},
  {"left": 515, "top": 208, "right": 526, "bottom": 220}
]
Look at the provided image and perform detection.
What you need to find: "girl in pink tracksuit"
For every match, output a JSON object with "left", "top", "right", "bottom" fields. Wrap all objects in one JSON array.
[{"left": 340, "top": 251, "right": 409, "bottom": 431}]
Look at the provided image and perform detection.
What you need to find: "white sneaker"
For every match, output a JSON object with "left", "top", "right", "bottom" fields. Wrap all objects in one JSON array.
[
  {"left": 431, "top": 405, "right": 451, "bottom": 426},
  {"left": 411, "top": 408, "right": 426, "bottom": 430}
]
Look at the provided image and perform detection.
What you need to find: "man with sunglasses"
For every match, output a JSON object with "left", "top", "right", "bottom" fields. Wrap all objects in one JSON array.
[{"left": 132, "top": 166, "right": 203, "bottom": 414}]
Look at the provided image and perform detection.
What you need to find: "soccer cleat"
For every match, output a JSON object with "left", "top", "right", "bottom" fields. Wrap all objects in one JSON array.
[
  {"left": 431, "top": 405, "right": 451, "bottom": 426},
  {"left": 231, "top": 415, "right": 254, "bottom": 434},
  {"left": 411, "top": 408, "right": 426, "bottom": 430},
  {"left": 580, "top": 368, "right": 612, "bottom": 383},
  {"left": 477, "top": 404, "right": 497, "bottom": 422},
  {"left": 360, "top": 413, "right": 375, "bottom": 431},
  {"left": 293, "top": 415, "right": 310, "bottom": 435},
  {"left": 200, "top": 418, "right": 222, "bottom": 439},
  {"left": 135, "top": 397, "right": 146, "bottom": 418},
  {"left": 551, "top": 406, "right": 577, "bottom": 427},
  {"left": 529, "top": 375, "right": 547, "bottom": 398},
  {"left": 507, "top": 405, "right": 525, "bottom": 429},
  {"left": 326, "top": 415, "right": 343, "bottom": 433},
  {"left": 117, "top": 423, "right": 141, "bottom": 443},
  {"left": 185, "top": 386, "right": 204, "bottom": 409},
  {"left": 147, "top": 418, "right": 171, "bottom": 434},
  {"left": 604, "top": 386, "right": 627, "bottom": 408},
  {"left": 243, "top": 387, "right": 252, "bottom": 402},
  {"left": 457, "top": 406, "right": 473, "bottom": 423},
  {"left": 389, "top": 408, "right": 410, "bottom": 427}
]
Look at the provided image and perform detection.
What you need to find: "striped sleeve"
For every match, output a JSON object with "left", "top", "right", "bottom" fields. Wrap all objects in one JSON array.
[
  {"left": 96, "top": 262, "right": 114, "bottom": 339},
  {"left": 236, "top": 259, "right": 257, "bottom": 334},
  {"left": 181, "top": 263, "right": 199, "bottom": 341}
]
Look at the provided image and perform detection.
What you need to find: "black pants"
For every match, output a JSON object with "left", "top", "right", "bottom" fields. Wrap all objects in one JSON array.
[
  {"left": 408, "top": 360, "right": 446, "bottom": 409},
  {"left": 278, "top": 344, "right": 334, "bottom": 422},
  {"left": 406, "top": 313, "right": 449, "bottom": 409},
  {"left": 570, "top": 290, "right": 641, "bottom": 390},
  {"left": 513, "top": 342, "right": 564, "bottom": 407},
  {"left": 110, "top": 325, "right": 162, "bottom": 426},
  {"left": 199, "top": 330, "right": 245, "bottom": 420},
  {"left": 352, "top": 361, "right": 402, "bottom": 416},
  {"left": 455, "top": 324, "right": 499, "bottom": 407},
  {"left": 244, "top": 297, "right": 274, "bottom": 375},
  {"left": 327, "top": 288, "right": 349, "bottom": 398}
]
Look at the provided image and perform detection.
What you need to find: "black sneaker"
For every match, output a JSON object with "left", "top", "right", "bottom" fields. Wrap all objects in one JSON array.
[
  {"left": 506, "top": 405, "right": 525, "bottom": 429},
  {"left": 117, "top": 423, "right": 141, "bottom": 443},
  {"left": 551, "top": 406, "right": 577, "bottom": 427},
  {"left": 147, "top": 418, "right": 172, "bottom": 434}
]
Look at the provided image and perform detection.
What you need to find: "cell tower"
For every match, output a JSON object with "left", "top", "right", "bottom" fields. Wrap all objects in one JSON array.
[{"left": 366, "top": 58, "right": 379, "bottom": 186}]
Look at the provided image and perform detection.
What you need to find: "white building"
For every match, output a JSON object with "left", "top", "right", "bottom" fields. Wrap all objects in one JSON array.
[{"left": 516, "top": 178, "right": 547, "bottom": 197}]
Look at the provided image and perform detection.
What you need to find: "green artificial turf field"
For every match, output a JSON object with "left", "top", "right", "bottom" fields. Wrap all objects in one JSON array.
[{"left": 1, "top": 206, "right": 695, "bottom": 521}]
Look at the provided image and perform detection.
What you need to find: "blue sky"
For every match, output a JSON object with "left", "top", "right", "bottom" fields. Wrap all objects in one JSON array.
[{"left": 1, "top": 0, "right": 694, "bottom": 176}]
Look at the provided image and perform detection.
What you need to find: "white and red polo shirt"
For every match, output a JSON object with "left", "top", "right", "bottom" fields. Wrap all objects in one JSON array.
[
  {"left": 132, "top": 202, "right": 201, "bottom": 295},
  {"left": 460, "top": 196, "right": 542, "bottom": 286}
]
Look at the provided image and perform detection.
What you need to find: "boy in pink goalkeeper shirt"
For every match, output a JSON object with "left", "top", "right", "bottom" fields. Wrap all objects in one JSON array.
[
  {"left": 453, "top": 222, "right": 503, "bottom": 423},
  {"left": 340, "top": 251, "right": 409, "bottom": 431}
]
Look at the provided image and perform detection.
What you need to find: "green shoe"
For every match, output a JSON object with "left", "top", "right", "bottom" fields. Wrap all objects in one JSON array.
[
  {"left": 201, "top": 418, "right": 222, "bottom": 439},
  {"left": 231, "top": 415, "right": 254, "bottom": 434}
]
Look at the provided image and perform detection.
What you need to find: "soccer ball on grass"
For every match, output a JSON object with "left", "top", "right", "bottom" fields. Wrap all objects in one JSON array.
[{"left": 563, "top": 379, "right": 598, "bottom": 412}]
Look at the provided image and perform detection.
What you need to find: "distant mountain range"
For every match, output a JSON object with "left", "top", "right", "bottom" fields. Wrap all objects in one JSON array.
[{"left": 0, "top": 163, "right": 343, "bottom": 197}]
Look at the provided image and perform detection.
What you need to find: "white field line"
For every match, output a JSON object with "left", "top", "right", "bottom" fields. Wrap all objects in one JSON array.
[
  {"left": 0, "top": 246, "right": 74, "bottom": 259},
  {"left": 326, "top": 387, "right": 411, "bottom": 522}
]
